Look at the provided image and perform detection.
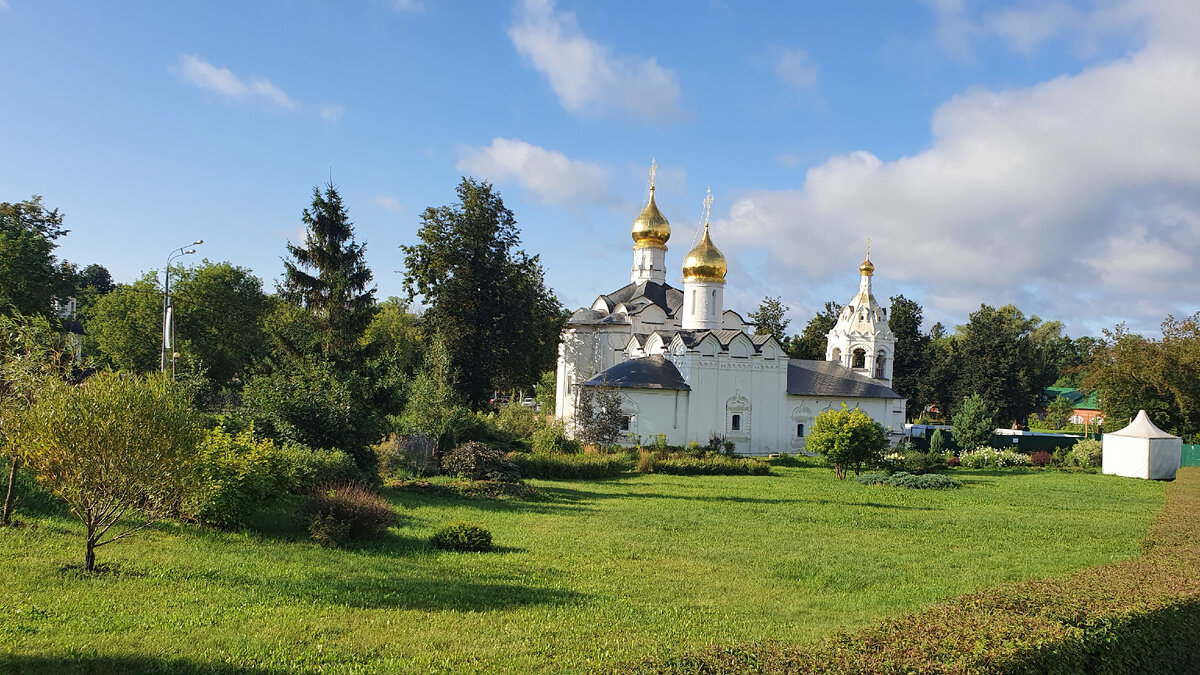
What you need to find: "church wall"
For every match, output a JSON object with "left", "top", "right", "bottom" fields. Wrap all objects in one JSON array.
[
  {"left": 619, "top": 389, "right": 689, "bottom": 446},
  {"left": 784, "top": 395, "right": 907, "bottom": 452},
  {"left": 674, "top": 351, "right": 789, "bottom": 456},
  {"left": 555, "top": 324, "right": 634, "bottom": 424}
]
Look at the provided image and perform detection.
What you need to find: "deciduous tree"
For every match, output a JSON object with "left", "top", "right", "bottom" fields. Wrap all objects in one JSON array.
[
  {"left": 6, "top": 373, "right": 203, "bottom": 571},
  {"left": 402, "top": 178, "right": 564, "bottom": 408},
  {"left": 807, "top": 404, "right": 888, "bottom": 479},
  {"left": 749, "top": 296, "right": 791, "bottom": 346},
  {"left": 788, "top": 301, "right": 841, "bottom": 360},
  {"left": 0, "top": 196, "right": 65, "bottom": 317}
]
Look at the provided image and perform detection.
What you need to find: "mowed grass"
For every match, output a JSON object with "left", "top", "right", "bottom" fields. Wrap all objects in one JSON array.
[{"left": 0, "top": 467, "right": 1164, "bottom": 674}]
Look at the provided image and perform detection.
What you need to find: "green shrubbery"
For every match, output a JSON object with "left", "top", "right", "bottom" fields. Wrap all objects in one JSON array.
[
  {"left": 856, "top": 471, "right": 961, "bottom": 489},
  {"left": 636, "top": 468, "right": 1200, "bottom": 674},
  {"left": 1069, "top": 438, "right": 1103, "bottom": 467},
  {"left": 430, "top": 522, "right": 493, "bottom": 552},
  {"left": 637, "top": 449, "right": 771, "bottom": 476},
  {"left": 509, "top": 451, "right": 631, "bottom": 479},
  {"left": 304, "top": 483, "right": 398, "bottom": 547},
  {"left": 530, "top": 419, "right": 582, "bottom": 454},
  {"left": 186, "top": 421, "right": 359, "bottom": 527}
]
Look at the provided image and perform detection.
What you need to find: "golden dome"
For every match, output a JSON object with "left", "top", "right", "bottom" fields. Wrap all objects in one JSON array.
[
  {"left": 631, "top": 187, "right": 671, "bottom": 249},
  {"left": 859, "top": 257, "right": 875, "bottom": 277},
  {"left": 682, "top": 224, "right": 727, "bottom": 283}
]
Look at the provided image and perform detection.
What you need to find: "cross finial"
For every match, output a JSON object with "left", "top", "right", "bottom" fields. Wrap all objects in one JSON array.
[
  {"left": 702, "top": 187, "right": 714, "bottom": 229},
  {"left": 648, "top": 158, "right": 658, "bottom": 193},
  {"left": 865, "top": 236, "right": 872, "bottom": 259}
]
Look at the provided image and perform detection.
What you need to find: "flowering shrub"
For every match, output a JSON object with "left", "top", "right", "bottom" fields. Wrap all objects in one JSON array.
[
  {"left": 946, "top": 456, "right": 960, "bottom": 468},
  {"left": 1069, "top": 439, "right": 1103, "bottom": 468},
  {"left": 958, "top": 447, "right": 1032, "bottom": 469}
]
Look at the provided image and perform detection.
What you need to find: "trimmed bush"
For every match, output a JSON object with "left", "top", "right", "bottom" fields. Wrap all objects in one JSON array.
[
  {"left": 304, "top": 483, "right": 398, "bottom": 547},
  {"left": 856, "top": 471, "right": 961, "bottom": 489},
  {"left": 441, "top": 441, "right": 520, "bottom": 482},
  {"left": 431, "top": 522, "right": 493, "bottom": 552},
  {"left": 509, "top": 451, "right": 631, "bottom": 479},
  {"left": 637, "top": 450, "right": 771, "bottom": 476},
  {"left": 633, "top": 468, "right": 1200, "bottom": 674},
  {"left": 958, "top": 447, "right": 1033, "bottom": 468},
  {"left": 1070, "top": 438, "right": 1103, "bottom": 468},
  {"left": 1030, "top": 450, "right": 1052, "bottom": 467}
]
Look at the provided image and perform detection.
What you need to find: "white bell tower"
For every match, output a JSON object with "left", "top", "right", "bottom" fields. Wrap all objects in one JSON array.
[{"left": 826, "top": 239, "right": 895, "bottom": 385}]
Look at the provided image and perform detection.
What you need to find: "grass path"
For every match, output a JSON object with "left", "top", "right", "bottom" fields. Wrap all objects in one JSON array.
[{"left": 0, "top": 467, "right": 1164, "bottom": 673}]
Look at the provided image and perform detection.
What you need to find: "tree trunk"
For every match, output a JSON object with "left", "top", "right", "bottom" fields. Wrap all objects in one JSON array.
[
  {"left": 2, "top": 457, "right": 18, "bottom": 526},
  {"left": 85, "top": 537, "right": 96, "bottom": 573}
]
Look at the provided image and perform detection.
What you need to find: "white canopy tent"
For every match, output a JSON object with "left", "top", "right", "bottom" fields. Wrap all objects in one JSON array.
[{"left": 1102, "top": 410, "right": 1182, "bottom": 480}]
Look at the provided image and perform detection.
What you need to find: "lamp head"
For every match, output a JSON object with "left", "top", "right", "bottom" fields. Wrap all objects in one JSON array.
[{"left": 193, "top": 239, "right": 204, "bottom": 245}]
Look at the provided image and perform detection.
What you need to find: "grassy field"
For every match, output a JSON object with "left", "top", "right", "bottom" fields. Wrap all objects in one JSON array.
[{"left": 0, "top": 466, "right": 1165, "bottom": 674}]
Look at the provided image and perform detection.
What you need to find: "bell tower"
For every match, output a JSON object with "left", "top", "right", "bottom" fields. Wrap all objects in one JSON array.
[{"left": 826, "top": 239, "right": 895, "bottom": 384}]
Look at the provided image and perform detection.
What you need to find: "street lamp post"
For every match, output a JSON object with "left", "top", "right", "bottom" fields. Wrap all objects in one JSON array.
[{"left": 162, "top": 240, "right": 204, "bottom": 377}]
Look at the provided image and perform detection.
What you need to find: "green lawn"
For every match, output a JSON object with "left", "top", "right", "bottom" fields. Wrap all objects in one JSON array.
[{"left": 0, "top": 467, "right": 1164, "bottom": 674}]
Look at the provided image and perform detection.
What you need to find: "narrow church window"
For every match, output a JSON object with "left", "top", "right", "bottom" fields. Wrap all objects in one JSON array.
[
  {"left": 620, "top": 416, "right": 631, "bottom": 432},
  {"left": 796, "top": 423, "right": 804, "bottom": 438},
  {"left": 690, "top": 290, "right": 696, "bottom": 313},
  {"left": 831, "top": 347, "right": 841, "bottom": 363},
  {"left": 875, "top": 352, "right": 887, "bottom": 379},
  {"left": 852, "top": 348, "right": 866, "bottom": 368},
  {"left": 731, "top": 414, "right": 741, "bottom": 431},
  {"left": 711, "top": 289, "right": 717, "bottom": 314}
]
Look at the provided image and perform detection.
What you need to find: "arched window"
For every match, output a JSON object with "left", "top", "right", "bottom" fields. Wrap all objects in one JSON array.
[
  {"left": 731, "top": 414, "right": 741, "bottom": 431},
  {"left": 796, "top": 423, "right": 804, "bottom": 438},
  {"left": 690, "top": 289, "right": 696, "bottom": 313},
  {"left": 852, "top": 348, "right": 866, "bottom": 368},
  {"left": 831, "top": 347, "right": 842, "bottom": 363},
  {"left": 875, "top": 351, "right": 887, "bottom": 378}
]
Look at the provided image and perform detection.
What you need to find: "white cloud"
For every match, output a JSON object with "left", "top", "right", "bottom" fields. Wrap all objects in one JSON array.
[
  {"left": 508, "top": 0, "right": 680, "bottom": 120},
  {"left": 986, "top": 2, "right": 1143, "bottom": 58},
  {"left": 721, "top": 0, "right": 1200, "bottom": 334},
  {"left": 373, "top": 196, "right": 405, "bottom": 213},
  {"left": 458, "top": 138, "right": 614, "bottom": 207},
  {"left": 318, "top": 104, "right": 344, "bottom": 123},
  {"left": 177, "top": 55, "right": 298, "bottom": 110},
  {"left": 921, "top": 0, "right": 978, "bottom": 62},
  {"left": 774, "top": 47, "right": 819, "bottom": 93}
]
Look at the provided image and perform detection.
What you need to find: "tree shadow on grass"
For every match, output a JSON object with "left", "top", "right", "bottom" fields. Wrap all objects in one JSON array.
[
  {"left": 534, "top": 485, "right": 935, "bottom": 510},
  {"left": 0, "top": 654, "right": 287, "bottom": 675},
  {"left": 218, "top": 567, "right": 585, "bottom": 612}
]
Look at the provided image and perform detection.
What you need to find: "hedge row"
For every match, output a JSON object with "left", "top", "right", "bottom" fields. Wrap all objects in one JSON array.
[
  {"left": 632, "top": 468, "right": 1200, "bottom": 674},
  {"left": 637, "top": 451, "right": 772, "bottom": 476},
  {"left": 508, "top": 452, "right": 633, "bottom": 479}
]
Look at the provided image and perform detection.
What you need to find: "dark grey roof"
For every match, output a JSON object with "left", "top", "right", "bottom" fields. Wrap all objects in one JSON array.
[
  {"left": 583, "top": 355, "right": 690, "bottom": 391},
  {"left": 567, "top": 308, "right": 607, "bottom": 324},
  {"left": 597, "top": 281, "right": 684, "bottom": 317},
  {"left": 787, "top": 359, "right": 903, "bottom": 399}
]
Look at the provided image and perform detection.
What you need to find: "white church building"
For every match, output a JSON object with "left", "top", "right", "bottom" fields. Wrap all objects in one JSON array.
[{"left": 554, "top": 174, "right": 906, "bottom": 456}]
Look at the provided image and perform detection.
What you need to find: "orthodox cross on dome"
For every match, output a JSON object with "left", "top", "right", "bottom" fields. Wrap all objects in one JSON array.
[
  {"left": 648, "top": 158, "right": 658, "bottom": 194},
  {"left": 702, "top": 187, "right": 714, "bottom": 229},
  {"left": 865, "top": 236, "right": 871, "bottom": 259}
]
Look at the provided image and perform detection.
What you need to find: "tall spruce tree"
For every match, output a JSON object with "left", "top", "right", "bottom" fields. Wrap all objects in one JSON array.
[
  {"left": 281, "top": 183, "right": 376, "bottom": 361},
  {"left": 402, "top": 178, "right": 564, "bottom": 409}
]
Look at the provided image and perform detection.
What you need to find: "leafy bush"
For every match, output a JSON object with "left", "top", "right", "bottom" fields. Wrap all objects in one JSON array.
[
  {"left": 494, "top": 403, "right": 545, "bottom": 438},
  {"left": 946, "top": 455, "right": 960, "bottom": 468},
  {"left": 633, "top": 467, "right": 1200, "bottom": 675},
  {"left": 509, "top": 451, "right": 631, "bottom": 479},
  {"left": 431, "top": 522, "right": 493, "bottom": 552},
  {"left": 440, "top": 441, "right": 520, "bottom": 482},
  {"left": 186, "top": 423, "right": 289, "bottom": 527},
  {"left": 531, "top": 419, "right": 582, "bottom": 455},
  {"left": 1069, "top": 438, "right": 1103, "bottom": 468},
  {"left": 304, "top": 483, "right": 398, "bottom": 547},
  {"left": 1030, "top": 450, "right": 1052, "bottom": 467},
  {"left": 637, "top": 450, "right": 771, "bottom": 476},
  {"left": 958, "top": 447, "right": 1033, "bottom": 469},
  {"left": 856, "top": 471, "right": 961, "bottom": 489}
]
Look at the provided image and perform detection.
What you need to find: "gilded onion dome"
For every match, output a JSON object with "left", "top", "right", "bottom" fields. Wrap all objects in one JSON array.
[
  {"left": 859, "top": 256, "right": 875, "bottom": 277},
  {"left": 631, "top": 186, "right": 671, "bottom": 249},
  {"left": 682, "top": 223, "right": 727, "bottom": 283}
]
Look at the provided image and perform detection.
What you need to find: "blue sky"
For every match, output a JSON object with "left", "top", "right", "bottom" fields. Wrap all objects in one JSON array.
[{"left": 3, "top": 0, "right": 1198, "bottom": 337}]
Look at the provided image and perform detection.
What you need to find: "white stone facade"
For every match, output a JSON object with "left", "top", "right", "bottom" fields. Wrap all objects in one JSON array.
[{"left": 555, "top": 185, "right": 905, "bottom": 456}]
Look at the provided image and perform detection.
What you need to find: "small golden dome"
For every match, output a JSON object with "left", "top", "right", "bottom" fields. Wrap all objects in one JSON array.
[
  {"left": 631, "top": 187, "right": 671, "bottom": 249},
  {"left": 682, "top": 224, "right": 727, "bottom": 283},
  {"left": 859, "top": 257, "right": 875, "bottom": 277}
]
